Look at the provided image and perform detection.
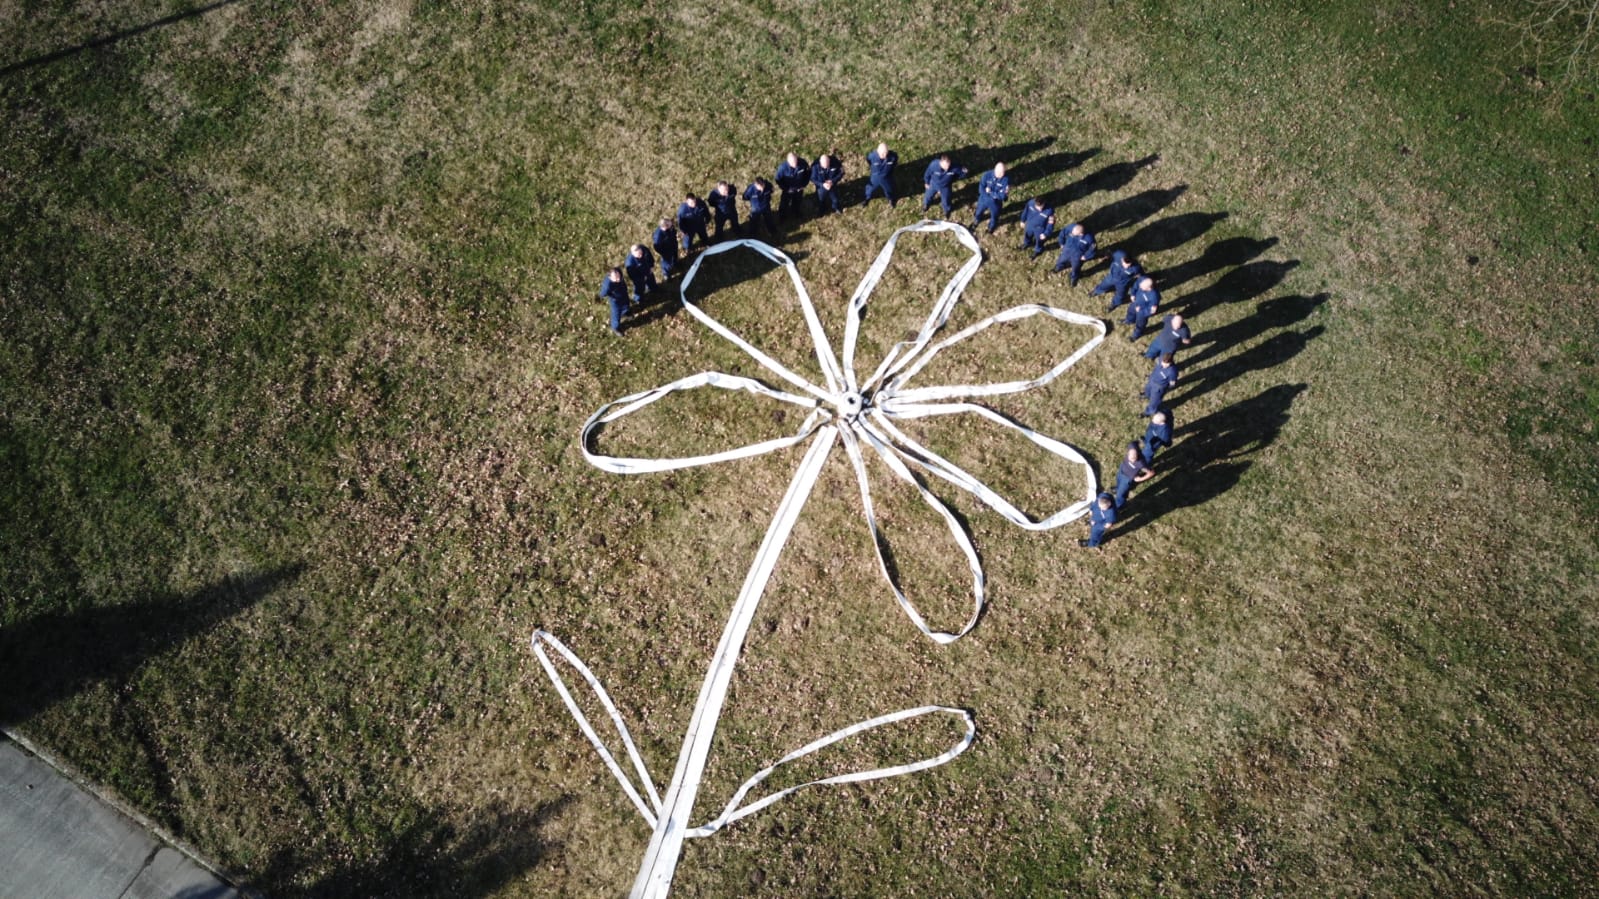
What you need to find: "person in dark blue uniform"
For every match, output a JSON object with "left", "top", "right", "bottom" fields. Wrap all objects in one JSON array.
[
  {"left": 776, "top": 151, "right": 810, "bottom": 222},
  {"left": 811, "top": 153, "right": 844, "bottom": 215},
  {"left": 599, "top": 267, "right": 630, "bottom": 335},
  {"left": 1113, "top": 444, "right": 1154, "bottom": 511},
  {"left": 1143, "top": 353, "right": 1178, "bottom": 417},
  {"left": 707, "top": 181, "right": 741, "bottom": 239},
  {"left": 921, "top": 155, "right": 968, "bottom": 216},
  {"left": 1053, "top": 223, "right": 1098, "bottom": 285},
  {"left": 1141, "top": 411, "right": 1172, "bottom": 461},
  {"left": 743, "top": 178, "right": 777, "bottom": 237},
  {"left": 677, "top": 193, "right": 711, "bottom": 253},
  {"left": 624, "top": 244, "right": 656, "bottom": 305},
  {"left": 652, "top": 218, "right": 680, "bottom": 279},
  {"left": 1091, "top": 250, "right": 1142, "bottom": 312},
  {"left": 1125, "top": 276, "right": 1160, "bottom": 340},
  {"left": 971, "top": 162, "right": 1009, "bottom": 234},
  {"left": 1143, "top": 313, "right": 1192, "bottom": 360},
  {"left": 1079, "top": 493, "right": 1117, "bottom": 548},
  {"left": 864, "top": 142, "right": 899, "bottom": 207},
  {"left": 1018, "top": 198, "right": 1055, "bottom": 257}
]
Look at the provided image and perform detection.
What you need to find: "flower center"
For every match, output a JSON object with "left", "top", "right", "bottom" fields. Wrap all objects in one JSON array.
[{"left": 835, "top": 390, "right": 868, "bottom": 422}]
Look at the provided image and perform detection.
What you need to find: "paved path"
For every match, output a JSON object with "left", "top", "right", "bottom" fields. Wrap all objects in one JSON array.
[{"left": 0, "top": 734, "right": 242, "bottom": 899}]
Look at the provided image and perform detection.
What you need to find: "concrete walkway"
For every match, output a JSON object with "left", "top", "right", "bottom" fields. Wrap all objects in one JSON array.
[{"left": 0, "top": 733, "right": 242, "bottom": 899}]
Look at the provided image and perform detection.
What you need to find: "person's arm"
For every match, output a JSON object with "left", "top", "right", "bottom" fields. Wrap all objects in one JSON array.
[{"left": 1135, "top": 466, "right": 1154, "bottom": 483}]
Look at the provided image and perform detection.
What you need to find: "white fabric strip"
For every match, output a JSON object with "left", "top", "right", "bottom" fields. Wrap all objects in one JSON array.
[{"left": 533, "top": 222, "right": 1108, "bottom": 899}]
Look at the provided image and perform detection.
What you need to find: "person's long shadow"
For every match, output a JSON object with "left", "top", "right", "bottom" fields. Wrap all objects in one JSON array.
[
  {"left": 0, "top": 0, "right": 247, "bottom": 77},
  {"left": 1174, "top": 259, "right": 1301, "bottom": 319},
  {"left": 249, "top": 795, "right": 572, "bottom": 899},
  {"left": 1170, "top": 326, "right": 1324, "bottom": 408},
  {"left": 624, "top": 238, "right": 812, "bottom": 331},
  {"left": 1043, "top": 154, "right": 1161, "bottom": 210},
  {"left": 1079, "top": 185, "right": 1187, "bottom": 239},
  {"left": 1181, "top": 293, "right": 1329, "bottom": 370},
  {"left": 1152, "top": 236, "right": 1279, "bottom": 293},
  {"left": 1118, "top": 211, "right": 1230, "bottom": 260},
  {"left": 1115, "top": 384, "right": 1307, "bottom": 538},
  {"left": 0, "top": 563, "right": 305, "bottom": 726}
]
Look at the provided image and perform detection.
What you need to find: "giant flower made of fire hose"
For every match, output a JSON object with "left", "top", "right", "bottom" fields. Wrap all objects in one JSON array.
[{"left": 533, "top": 220, "right": 1107, "bottom": 898}]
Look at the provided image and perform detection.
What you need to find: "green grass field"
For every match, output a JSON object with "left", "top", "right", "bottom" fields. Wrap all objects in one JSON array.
[{"left": 2, "top": 0, "right": 1596, "bottom": 895}]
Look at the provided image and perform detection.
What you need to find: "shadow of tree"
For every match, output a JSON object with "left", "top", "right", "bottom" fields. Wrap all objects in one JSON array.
[
  {"left": 0, "top": 0, "right": 247, "bottom": 77},
  {"left": 1115, "top": 384, "right": 1307, "bottom": 538},
  {"left": 0, "top": 564, "right": 305, "bottom": 727},
  {"left": 249, "top": 796, "right": 572, "bottom": 899}
]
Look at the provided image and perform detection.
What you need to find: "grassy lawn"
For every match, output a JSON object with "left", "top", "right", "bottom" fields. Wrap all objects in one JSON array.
[{"left": 1, "top": 0, "right": 1596, "bottom": 895}]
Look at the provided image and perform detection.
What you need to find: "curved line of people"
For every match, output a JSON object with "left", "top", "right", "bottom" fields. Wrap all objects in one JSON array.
[{"left": 595, "top": 142, "right": 1195, "bottom": 548}]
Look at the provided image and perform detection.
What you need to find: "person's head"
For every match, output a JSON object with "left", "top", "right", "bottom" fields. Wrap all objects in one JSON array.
[
  {"left": 630, "top": 244, "right": 646, "bottom": 257},
  {"left": 876, "top": 141, "right": 889, "bottom": 157},
  {"left": 1111, "top": 250, "right": 1127, "bottom": 264},
  {"left": 819, "top": 153, "right": 832, "bottom": 167},
  {"left": 716, "top": 180, "right": 729, "bottom": 193},
  {"left": 1097, "top": 494, "right": 1113, "bottom": 510},
  {"left": 787, "top": 152, "right": 800, "bottom": 167},
  {"left": 608, "top": 267, "right": 623, "bottom": 281},
  {"left": 1070, "top": 224, "right": 1085, "bottom": 236},
  {"left": 756, "top": 177, "right": 770, "bottom": 190},
  {"left": 685, "top": 192, "right": 699, "bottom": 205},
  {"left": 1125, "top": 446, "right": 1141, "bottom": 462},
  {"left": 1169, "top": 313, "right": 1183, "bottom": 330},
  {"left": 659, "top": 217, "right": 672, "bottom": 230},
  {"left": 993, "top": 162, "right": 1007, "bottom": 177},
  {"left": 1152, "top": 411, "right": 1167, "bottom": 426},
  {"left": 1028, "top": 196, "right": 1042, "bottom": 208},
  {"left": 938, "top": 154, "right": 951, "bottom": 169},
  {"left": 1161, "top": 353, "right": 1174, "bottom": 366},
  {"left": 1139, "top": 276, "right": 1154, "bottom": 290}
]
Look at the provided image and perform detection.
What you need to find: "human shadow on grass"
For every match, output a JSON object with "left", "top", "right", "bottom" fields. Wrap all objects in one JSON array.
[
  {"left": 1169, "top": 326, "right": 1324, "bottom": 409},
  {"left": 1173, "top": 259, "right": 1301, "bottom": 319},
  {"left": 623, "top": 238, "right": 812, "bottom": 332},
  {"left": 1078, "top": 184, "right": 1188, "bottom": 240},
  {"left": 1181, "top": 293, "right": 1329, "bottom": 370},
  {"left": 1151, "top": 236, "right": 1279, "bottom": 293},
  {"left": 1042, "top": 154, "right": 1162, "bottom": 211},
  {"left": 0, "top": 564, "right": 304, "bottom": 726},
  {"left": 0, "top": 0, "right": 246, "bottom": 77},
  {"left": 251, "top": 796, "right": 572, "bottom": 899},
  {"left": 1118, "top": 211, "right": 1231, "bottom": 260},
  {"left": 1114, "top": 383, "right": 1307, "bottom": 539}
]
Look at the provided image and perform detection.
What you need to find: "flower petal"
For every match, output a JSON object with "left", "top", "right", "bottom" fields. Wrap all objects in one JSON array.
[
  {"left": 840, "top": 423, "right": 985, "bottom": 645},
  {"left": 681, "top": 239, "right": 844, "bottom": 400},
  {"left": 582, "top": 371, "right": 825, "bottom": 474},
  {"left": 883, "top": 303, "right": 1107, "bottom": 404},
  {"left": 840, "top": 221, "right": 984, "bottom": 394},
  {"left": 867, "top": 402, "right": 1097, "bottom": 530}
]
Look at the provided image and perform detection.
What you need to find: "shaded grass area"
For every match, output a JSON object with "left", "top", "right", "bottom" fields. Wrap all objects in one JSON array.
[{"left": 0, "top": 0, "right": 1596, "bottom": 896}]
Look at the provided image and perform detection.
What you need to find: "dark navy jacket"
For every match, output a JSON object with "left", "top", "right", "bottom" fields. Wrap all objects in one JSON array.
[
  {"left": 1021, "top": 201, "right": 1055, "bottom": 236},
  {"left": 1131, "top": 284, "right": 1160, "bottom": 316},
  {"left": 1060, "top": 226, "right": 1097, "bottom": 260},
  {"left": 1143, "top": 418, "right": 1172, "bottom": 450},
  {"left": 776, "top": 157, "right": 810, "bottom": 193},
  {"left": 677, "top": 200, "right": 709, "bottom": 232},
  {"left": 743, "top": 182, "right": 774, "bottom": 215},
  {"left": 707, "top": 187, "right": 739, "bottom": 218},
  {"left": 1148, "top": 316, "right": 1192, "bottom": 355},
  {"left": 1145, "top": 361, "right": 1178, "bottom": 394},
  {"left": 1090, "top": 496, "right": 1117, "bottom": 529},
  {"left": 652, "top": 225, "right": 679, "bottom": 260},
  {"left": 923, "top": 160, "right": 967, "bottom": 190},
  {"left": 599, "top": 276, "right": 629, "bottom": 305},
  {"left": 978, "top": 170, "right": 1010, "bottom": 204},
  {"left": 625, "top": 249, "right": 655, "bottom": 282},
  {"left": 1104, "top": 251, "right": 1142, "bottom": 287},
  {"left": 867, "top": 149, "right": 898, "bottom": 184},
  {"left": 811, "top": 158, "right": 843, "bottom": 190}
]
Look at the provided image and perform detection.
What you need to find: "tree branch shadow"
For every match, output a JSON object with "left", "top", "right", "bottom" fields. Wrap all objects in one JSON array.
[
  {"left": 0, "top": 0, "right": 248, "bottom": 78},
  {"left": 0, "top": 564, "right": 306, "bottom": 727}
]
